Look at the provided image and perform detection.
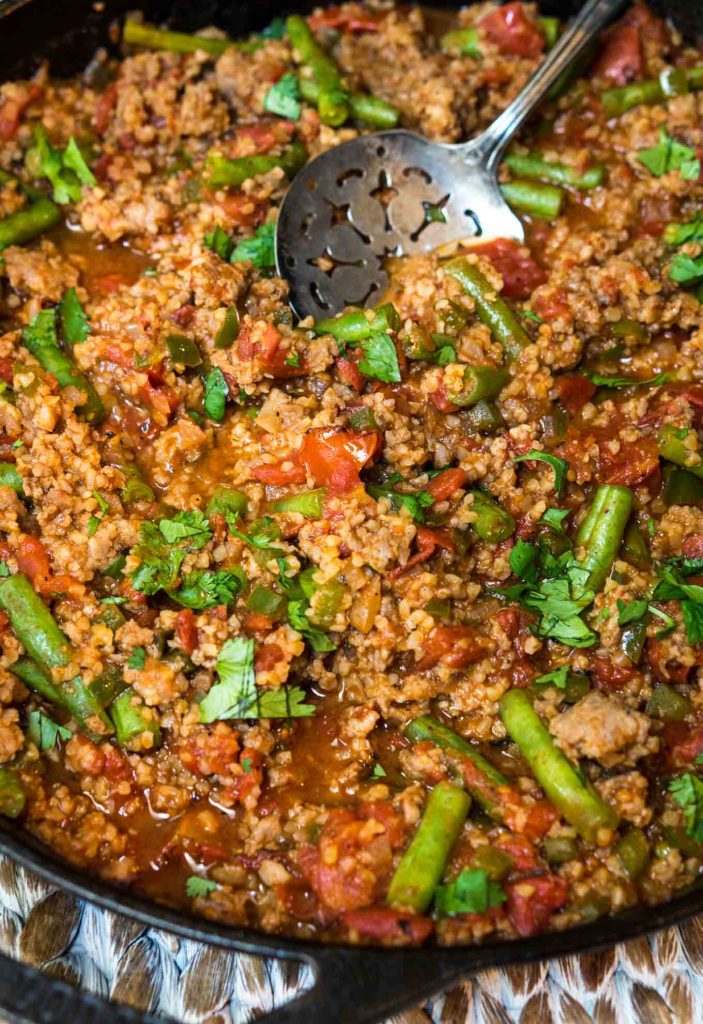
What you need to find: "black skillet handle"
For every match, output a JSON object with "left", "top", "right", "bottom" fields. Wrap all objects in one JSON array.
[
  {"left": 257, "top": 947, "right": 471, "bottom": 1024},
  {"left": 0, "top": 950, "right": 170, "bottom": 1024}
]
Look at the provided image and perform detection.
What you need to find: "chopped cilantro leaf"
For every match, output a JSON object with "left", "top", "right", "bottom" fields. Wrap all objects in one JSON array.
[
  {"left": 434, "top": 868, "right": 506, "bottom": 916},
  {"left": 665, "top": 219, "right": 703, "bottom": 246},
  {"left": 0, "top": 561, "right": 9, "bottom": 578},
  {"left": 287, "top": 599, "right": 336, "bottom": 652},
  {"left": 203, "top": 367, "right": 228, "bottom": 422},
  {"left": 158, "top": 510, "right": 212, "bottom": 548},
  {"left": 87, "top": 515, "right": 101, "bottom": 537},
  {"left": 128, "top": 647, "right": 146, "bottom": 670},
  {"left": 358, "top": 332, "right": 401, "bottom": 384},
  {"left": 682, "top": 600, "right": 703, "bottom": 643},
  {"left": 587, "top": 372, "right": 670, "bottom": 389},
  {"left": 26, "top": 710, "right": 71, "bottom": 750},
  {"left": 617, "top": 598, "right": 649, "bottom": 626},
  {"left": 540, "top": 507, "right": 570, "bottom": 533},
  {"left": 637, "top": 128, "right": 700, "bottom": 181},
  {"left": 669, "top": 253, "right": 703, "bottom": 286},
  {"left": 230, "top": 222, "right": 276, "bottom": 269},
  {"left": 263, "top": 73, "right": 301, "bottom": 120},
  {"left": 533, "top": 664, "right": 569, "bottom": 688},
  {"left": 204, "top": 225, "right": 233, "bottom": 261},
  {"left": 29, "top": 125, "right": 95, "bottom": 205},
  {"left": 185, "top": 876, "right": 218, "bottom": 898},
  {"left": 522, "top": 310, "right": 544, "bottom": 324},
  {"left": 59, "top": 287, "right": 90, "bottom": 344},
  {"left": 514, "top": 450, "right": 568, "bottom": 496},
  {"left": 371, "top": 764, "right": 387, "bottom": 779},
  {"left": 649, "top": 604, "right": 676, "bottom": 638},
  {"left": 669, "top": 773, "right": 703, "bottom": 843},
  {"left": 170, "top": 568, "right": 247, "bottom": 610},
  {"left": 367, "top": 474, "right": 434, "bottom": 523}
]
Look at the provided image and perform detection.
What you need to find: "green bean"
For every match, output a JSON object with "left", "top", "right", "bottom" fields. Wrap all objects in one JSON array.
[
  {"left": 123, "top": 18, "right": 254, "bottom": 56},
  {"left": 110, "top": 688, "right": 161, "bottom": 750},
  {"left": 286, "top": 15, "right": 349, "bottom": 127},
  {"left": 601, "top": 66, "right": 703, "bottom": 117},
  {"left": 404, "top": 715, "right": 510, "bottom": 818},
  {"left": 314, "top": 302, "right": 400, "bottom": 342},
  {"left": 0, "top": 768, "right": 25, "bottom": 819},
  {"left": 439, "top": 28, "right": 482, "bottom": 58},
  {"left": 59, "top": 677, "right": 114, "bottom": 743},
  {"left": 297, "top": 76, "right": 399, "bottom": 129},
  {"left": 620, "top": 521, "right": 651, "bottom": 570},
  {"left": 449, "top": 366, "right": 509, "bottom": 407},
  {"left": 90, "top": 666, "right": 128, "bottom": 707},
  {"left": 504, "top": 152, "right": 604, "bottom": 190},
  {"left": 469, "top": 846, "right": 514, "bottom": 881},
  {"left": 538, "top": 16, "right": 560, "bottom": 48},
  {"left": 386, "top": 781, "right": 471, "bottom": 913},
  {"left": 663, "top": 466, "right": 703, "bottom": 506},
  {"left": 543, "top": 835, "right": 579, "bottom": 865},
  {"left": 0, "top": 463, "right": 22, "bottom": 494},
  {"left": 499, "top": 689, "right": 619, "bottom": 843},
  {"left": 0, "top": 197, "right": 61, "bottom": 251},
  {"left": 9, "top": 656, "right": 62, "bottom": 703},
  {"left": 462, "top": 399, "right": 505, "bottom": 434},
  {"left": 615, "top": 828, "right": 650, "bottom": 879},
  {"left": 469, "top": 490, "right": 515, "bottom": 544},
  {"left": 657, "top": 424, "right": 703, "bottom": 479},
  {"left": 22, "top": 311, "right": 104, "bottom": 423},
  {"left": 0, "top": 575, "right": 71, "bottom": 669},
  {"left": 204, "top": 140, "right": 307, "bottom": 189},
  {"left": 500, "top": 180, "right": 564, "bottom": 220},
  {"left": 445, "top": 257, "right": 531, "bottom": 361},
  {"left": 575, "top": 484, "right": 633, "bottom": 595},
  {"left": 271, "top": 488, "right": 326, "bottom": 518}
]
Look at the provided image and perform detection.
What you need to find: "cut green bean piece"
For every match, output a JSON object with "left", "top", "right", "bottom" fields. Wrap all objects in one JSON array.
[
  {"left": 0, "top": 768, "right": 25, "bottom": 819},
  {"left": 405, "top": 714, "right": 510, "bottom": 818},
  {"left": 9, "top": 656, "right": 62, "bottom": 703},
  {"left": 499, "top": 689, "right": 619, "bottom": 842},
  {"left": 601, "top": 66, "right": 703, "bottom": 117},
  {"left": 123, "top": 19, "right": 253, "bottom": 56},
  {"left": 663, "top": 466, "right": 703, "bottom": 506},
  {"left": 58, "top": 677, "right": 114, "bottom": 742},
  {"left": 505, "top": 152, "right": 603, "bottom": 190},
  {"left": 615, "top": 828, "right": 650, "bottom": 879},
  {"left": 0, "top": 197, "right": 61, "bottom": 251},
  {"left": 500, "top": 180, "right": 564, "bottom": 220},
  {"left": 538, "top": 16, "right": 560, "bottom": 48},
  {"left": 445, "top": 257, "right": 531, "bottom": 361},
  {"left": 206, "top": 487, "right": 248, "bottom": 520},
  {"left": 0, "top": 574, "right": 71, "bottom": 669},
  {"left": 657, "top": 424, "right": 703, "bottom": 479},
  {"left": 204, "top": 141, "right": 307, "bottom": 189},
  {"left": 469, "top": 846, "right": 514, "bottom": 880},
  {"left": 543, "top": 835, "right": 579, "bottom": 864},
  {"left": 386, "top": 781, "right": 471, "bottom": 913},
  {"left": 0, "top": 463, "right": 22, "bottom": 494},
  {"left": 470, "top": 490, "right": 515, "bottom": 543},
  {"left": 449, "top": 366, "right": 509, "bottom": 407},
  {"left": 286, "top": 15, "right": 349, "bottom": 127},
  {"left": 575, "top": 484, "right": 633, "bottom": 595},
  {"left": 297, "top": 76, "right": 399, "bottom": 129},
  {"left": 463, "top": 399, "right": 505, "bottom": 434},
  {"left": 22, "top": 310, "right": 104, "bottom": 423},
  {"left": 439, "top": 28, "right": 482, "bottom": 58},
  {"left": 271, "top": 488, "right": 326, "bottom": 518},
  {"left": 620, "top": 521, "right": 651, "bottom": 570},
  {"left": 110, "top": 688, "right": 162, "bottom": 750},
  {"left": 91, "top": 666, "right": 128, "bottom": 707},
  {"left": 646, "top": 683, "right": 692, "bottom": 721}
]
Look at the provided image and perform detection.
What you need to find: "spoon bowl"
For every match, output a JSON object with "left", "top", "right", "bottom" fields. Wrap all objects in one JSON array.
[{"left": 276, "top": 0, "right": 627, "bottom": 320}]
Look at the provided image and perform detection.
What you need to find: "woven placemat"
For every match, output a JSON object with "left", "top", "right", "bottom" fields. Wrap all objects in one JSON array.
[{"left": 0, "top": 854, "right": 698, "bottom": 1024}]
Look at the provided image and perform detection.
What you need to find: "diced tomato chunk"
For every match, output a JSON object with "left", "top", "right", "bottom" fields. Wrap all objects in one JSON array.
[
  {"left": 505, "top": 874, "right": 568, "bottom": 937},
  {"left": 415, "top": 625, "right": 487, "bottom": 671},
  {"left": 308, "top": 4, "right": 384, "bottom": 33},
  {"left": 17, "top": 535, "right": 51, "bottom": 586},
  {"left": 593, "top": 21, "right": 641, "bottom": 85},
  {"left": 389, "top": 526, "right": 455, "bottom": 579},
  {"left": 646, "top": 638, "right": 691, "bottom": 684},
  {"left": 426, "top": 468, "right": 468, "bottom": 502},
  {"left": 175, "top": 609, "right": 197, "bottom": 655},
  {"left": 301, "top": 428, "right": 381, "bottom": 494},
  {"left": 342, "top": 907, "right": 434, "bottom": 944},
  {"left": 336, "top": 355, "right": 365, "bottom": 393},
  {"left": 481, "top": 2, "right": 544, "bottom": 57},
  {"left": 0, "top": 83, "right": 41, "bottom": 142},
  {"left": 254, "top": 640, "right": 283, "bottom": 669},
  {"left": 556, "top": 375, "right": 597, "bottom": 416},
  {"left": 591, "top": 658, "right": 638, "bottom": 690},
  {"left": 667, "top": 725, "right": 703, "bottom": 765},
  {"left": 94, "top": 82, "right": 118, "bottom": 134},
  {"left": 598, "top": 436, "right": 660, "bottom": 488},
  {"left": 535, "top": 290, "right": 571, "bottom": 321},
  {"left": 251, "top": 452, "right": 306, "bottom": 485},
  {"left": 471, "top": 238, "right": 546, "bottom": 299},
  {"left": 429, "top": 381, "right": 459, "bottom": 414},
  {"left": 683, "top": 535, "right": 703, "bottom": 560}
]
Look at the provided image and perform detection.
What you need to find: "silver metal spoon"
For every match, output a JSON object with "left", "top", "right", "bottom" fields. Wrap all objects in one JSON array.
[{"left": 275, "top": 0, "right": 627, "bottom": 320}]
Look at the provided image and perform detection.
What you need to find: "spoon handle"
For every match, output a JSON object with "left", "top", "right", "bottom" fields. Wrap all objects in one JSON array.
[{"left": 469, "top": 0, "right": 629, "bottom": 166}]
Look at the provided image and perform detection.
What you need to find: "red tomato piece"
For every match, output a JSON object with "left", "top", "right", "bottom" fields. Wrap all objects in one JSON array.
[
  {"left": 0, "top": 359, "right": 12, "bottom": 386},
  {"left": 505, "top": 874, "right": 568, "bottom": 937},
  {"left": 496, "top": 834, "right": 540, "bottom": 872},
  {"left": 591, "top": 658, "right": 638, "bottom": 690},
  {"left": 646, "top": 638, "right": 691, "bottom": 684},
  {"left": 336, "top": 355, "right": 364, "bottom": 393},
  {"left": 17, "top": 535, "right": 51, "bottom": 587},
  {"left": 175, "top": 609, "right": 197, "bottom": 655},
  {"left": 342, "top": 907, "right": 434, "bottom": 943},
  {"left": 251, "top": 453, "right": 307, "bottom": 486},
  {"left": 254, "top": 641, "right": 283, "bottom": 671},
  {"left": 389, "top": 526, "right": 455, "bottom": 579},
  {"left": 535, "top": 289, "right": 571, "bottom": 321},
  {"left": 471, "top": 238, "right": 546, "bottom": 299},
  {"left": 308, "top": 5, "right": 384, "bottom": 32},
  {"left": 301, "top": 427, "right": 381, "bottom": 494},
  {"left": 481, "top": 2, "right": 544, "bottom": 57},
  {"left": 429, "top": 381, "right": 459, "bottom": 414},
  {"left": 0, "top": 83, "right": 41, "bottom": 142},
  {"left": 415, "top": 625, "right": 487, "bottom": 671},
  {"left": 94, "top": 82, "right": 118, "bottom": 135},
  {"left": 555, "top": 374, "right": 597, "bottom": 416},
  {"left": 683, "top": 536, "right": 703, "bottom": 560},
  {"left": 668, "top": 726, "right": 703, "bottom": 765},
  {"left": 426, "top": 468, "right": 468, "bottom": 502},
  {"left": 598, "top": 436, "right": 660, "bottom": 488}
]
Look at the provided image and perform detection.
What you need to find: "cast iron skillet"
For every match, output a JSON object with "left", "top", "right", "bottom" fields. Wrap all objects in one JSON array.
[{"left": 1, "top": 1, "right": 703, "bottom": 1021}]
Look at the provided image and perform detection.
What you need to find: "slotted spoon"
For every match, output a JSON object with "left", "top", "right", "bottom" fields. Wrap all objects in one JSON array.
[{"left": 275, "top": 0, "right": 627, "bottom": 320}]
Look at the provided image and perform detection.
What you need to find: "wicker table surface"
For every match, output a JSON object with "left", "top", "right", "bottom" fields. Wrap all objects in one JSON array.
[{"left": 0, "top": 854, "right": 699, "bottom": 1024}]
